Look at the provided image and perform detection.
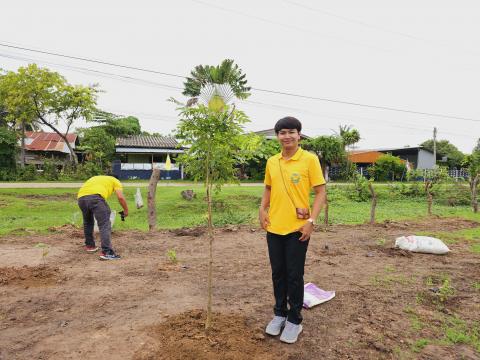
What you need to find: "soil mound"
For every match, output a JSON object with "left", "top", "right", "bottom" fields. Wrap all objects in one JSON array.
[
  {"left": 134, "top": 310, "right": 281, "bottom": 360},
  {"left": 0, "top": 265, "right": 59, "bottom": 286}
]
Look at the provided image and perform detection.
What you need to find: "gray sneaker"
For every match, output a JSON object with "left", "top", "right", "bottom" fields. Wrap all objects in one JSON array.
[
  {"left": 265, "top": 316, "right": 287, "bottom": 336},
  {"left": 280, "top": 321, "right": 303, "bottom": 344}
]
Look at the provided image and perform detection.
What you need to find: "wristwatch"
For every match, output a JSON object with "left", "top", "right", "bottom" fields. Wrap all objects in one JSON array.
[{"left": 306, "top": 218, "right": 315, "bottom": 225}]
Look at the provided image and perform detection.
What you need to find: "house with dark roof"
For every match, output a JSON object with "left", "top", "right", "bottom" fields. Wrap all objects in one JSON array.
[
  {"left": 112, "top": 135, "right": 184, "bottom": 180},
  {"left": 21, "top": 131, "right": 79, "bottom": 166}
]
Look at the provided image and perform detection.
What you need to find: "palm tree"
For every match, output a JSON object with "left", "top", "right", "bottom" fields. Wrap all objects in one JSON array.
[
  {"left": 183, "top": 59, "right": 251, "bottom": 107},
  {"left": 335, "top": 125, "right": 361, "bottom": 179},
  {"left": 338, "top": 124, "right": 360, "bottom": 150}
]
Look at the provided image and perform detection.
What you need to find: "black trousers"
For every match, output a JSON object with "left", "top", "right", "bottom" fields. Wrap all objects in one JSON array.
[
  {"left": 78, "top": 194, "right": 112, "bottom": 252},
  {"left": 267, "top": 231, "right": 309, "bottom": 325}
]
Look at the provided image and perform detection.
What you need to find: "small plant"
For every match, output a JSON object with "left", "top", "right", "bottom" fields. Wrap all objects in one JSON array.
[
  {"left": 473, "top": 282, "right": 480, "bottom": 291},
  {"left": 376, "top": 238, "right": 386, "bottom": 246},
  {"left": 411, "top": 339, "right": 429, "bottom": 353},
  {"left": 35, "top": 242, "right": 49, "bottom": 267},
  {"left": 384, "top": 265, "right": 395, "bottom": 273},
  {"left": 166, "top": 249, "right": 178, "bottom": 264},
  {"left": 438, "top": 278, "right": 455, "bottom": 303}
]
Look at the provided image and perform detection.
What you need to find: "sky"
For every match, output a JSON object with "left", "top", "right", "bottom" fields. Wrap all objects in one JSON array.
[{"left": 1, "top": 0, "right": 479, "bottom": 152}]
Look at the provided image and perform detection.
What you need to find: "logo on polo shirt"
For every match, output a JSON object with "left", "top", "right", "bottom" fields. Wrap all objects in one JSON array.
[{"left": 290, "top": 172, "right": 301, "bottom": 184}]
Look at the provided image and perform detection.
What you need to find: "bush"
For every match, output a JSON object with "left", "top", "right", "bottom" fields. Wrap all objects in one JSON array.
[
  {"left": 433, "top": 183, "right": 471, "bottom": 206},
  {"left": 347, "top": 173, "right": 371, "bottom": 202},
  {"left": 389, "top": 182, "right": 424, "bottom": 198},
  {"left": 0, "top": 168, "right": 16, "bottom": 181},
  {"left": 75, "top": 162, "right": 104, "bottom": 180},
  {"left": 42, "top": 159, "right": 59, "bottom": 181},
  {"left": 16, "top": 165, "right": 37, "bottom": 181},
  {"left": 369, "top": 154, "right": 406, "bottom": 181}
]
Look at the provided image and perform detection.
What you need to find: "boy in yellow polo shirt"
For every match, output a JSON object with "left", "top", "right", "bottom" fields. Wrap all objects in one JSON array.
[
  {"left": 259, "top": 117, "right": 326, "bottom": 344},
  {"left": 77, "top": 175, "right": 129, "bottom": 260}
]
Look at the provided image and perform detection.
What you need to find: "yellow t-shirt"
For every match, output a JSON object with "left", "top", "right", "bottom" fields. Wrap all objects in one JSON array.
[
  {"left": 264, "top": 147, "right": 326, "bottom": 235},
  {"left": 77, "top": 176, "right": 123, "bottom": 200}
]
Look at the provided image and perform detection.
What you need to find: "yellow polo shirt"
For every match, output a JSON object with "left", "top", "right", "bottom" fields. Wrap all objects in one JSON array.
[
  {"left": 264, "top": 148, "right": 325, "bottom": 235},
  {"left": 77, "top": 176, "right": 123, "bottom": 200}
]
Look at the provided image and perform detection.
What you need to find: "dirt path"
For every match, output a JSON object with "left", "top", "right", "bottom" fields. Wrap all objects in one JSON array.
[{"left": 1, "top": 218, "right": 479, "bottom": 359}]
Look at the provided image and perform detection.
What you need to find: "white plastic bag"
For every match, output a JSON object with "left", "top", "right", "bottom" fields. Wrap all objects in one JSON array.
[
  {"left": 395, "top": 235, "right": 450, "bottom": 255},
  {"left": 135, "top": 187, "right": 144, "bottom": 209},
  {"left": 94, "top": 210, "right": 116, "bottom": 233}
]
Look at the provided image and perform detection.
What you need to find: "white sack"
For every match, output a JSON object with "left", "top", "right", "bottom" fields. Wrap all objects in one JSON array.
[{"left": 395, "top": 235, "right": 450, "bottom": 255}]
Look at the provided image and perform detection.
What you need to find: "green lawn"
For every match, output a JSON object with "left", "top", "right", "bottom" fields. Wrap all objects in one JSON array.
[{"left": 0, "top": 185, "right": 478, "bottom": 236}]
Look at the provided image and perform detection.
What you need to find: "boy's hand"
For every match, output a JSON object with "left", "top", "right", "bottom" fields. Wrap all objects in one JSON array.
[
  {"left": 298, "top": 221, "right": 314, "bottom": 241},
  {"left": 259, "top": 208, "right": 270, "bottom": 230}
]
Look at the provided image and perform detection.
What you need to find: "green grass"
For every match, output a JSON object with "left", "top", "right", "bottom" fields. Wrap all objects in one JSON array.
[
  {"left": 0, "top": 184, "right": 478, "bottom": 236},
  {"left": 411, "top": 339, "right": 429, "bottom": 353},
  {"left": 441, "top": 316, "right": 480, "bottom": 352}
]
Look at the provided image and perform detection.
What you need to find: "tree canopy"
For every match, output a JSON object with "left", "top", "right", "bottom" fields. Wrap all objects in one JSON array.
[
  {"left": 183, "top": 59, "right": 251, "bottom": 100},
  {"left": 420, "top": 139, "right": 464, "bottom": 168},
  {"left": 0, "top": 64, "right": 98, "bottom": 165}
]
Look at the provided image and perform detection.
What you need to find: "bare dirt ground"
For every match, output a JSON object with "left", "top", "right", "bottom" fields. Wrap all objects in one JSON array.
[{"left": 1, "top": 218, "right": 479, "bottom": 360}]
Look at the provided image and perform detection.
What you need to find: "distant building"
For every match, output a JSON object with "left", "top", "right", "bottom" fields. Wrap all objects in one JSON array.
[
  {"left": 112, "top": 135, "right": 184, "bottom": 180},
  {"left": 20, "top": 131, "right": 78, "bottom": 167},
  {"left": 349, "top": 146, "right": 437, "bottom": 170}
]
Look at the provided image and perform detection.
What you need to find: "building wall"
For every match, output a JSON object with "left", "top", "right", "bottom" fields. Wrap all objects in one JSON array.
[
  {"left": 417, "top": 149, "right": 435, "bottom": 169},
  {"left": 127, "top": 154, "right": 151, "bottom": 163}
]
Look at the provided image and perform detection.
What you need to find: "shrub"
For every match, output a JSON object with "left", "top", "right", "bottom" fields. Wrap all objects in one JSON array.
[
  {"left": 16, "top": 165, "right": 37, "bottom": 181},
  {"left": 42, "top": 159, "right": 59, "bottom": 181},
  {"left": 369, "top": 154, "right": 406, "bottom": 181},
  {"left": 347, "top": 172, "right": 370, "bottom": 202}
]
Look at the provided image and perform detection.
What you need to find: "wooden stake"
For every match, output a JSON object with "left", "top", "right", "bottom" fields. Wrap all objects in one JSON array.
[
  {"left": 368, "top": 182, "right": 377, "bottom": 224},
  {"left": 147, "top": 168, "right": 160, "bottom": 231}
]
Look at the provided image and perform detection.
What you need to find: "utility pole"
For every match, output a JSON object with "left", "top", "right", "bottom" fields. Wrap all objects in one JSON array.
[{"left": 433, "top": 127, "right": 437, "bottom": 168}]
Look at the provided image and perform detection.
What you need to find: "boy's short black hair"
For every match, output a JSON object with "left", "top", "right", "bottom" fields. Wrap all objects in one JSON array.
[{"left": 274, "top": 116, "right": 302, "bottom": 134}]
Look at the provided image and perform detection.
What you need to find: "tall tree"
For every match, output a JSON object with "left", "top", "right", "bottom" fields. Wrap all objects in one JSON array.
[
  {"left": 175, "top": 60, "right": 255, "bottom": 330},
  {"left": 0, "top": 64, "right": 98, "bottom": 165},
  {"left": 421, "top": 139, "right": 464, "bottom": 169},
  {"left": 303, "top": 135, "right": 346, "bottom": 179},
  {"left": 337, "top": 124, "right": 360, "bottom": 150},
  {"left": 337, "top": 125, "right": 360, "bottom": 178}
]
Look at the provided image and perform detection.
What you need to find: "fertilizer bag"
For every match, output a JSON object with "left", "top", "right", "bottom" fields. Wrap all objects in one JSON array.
[{"left": 395, "top": 235, "right": 450, "bottom": 255}]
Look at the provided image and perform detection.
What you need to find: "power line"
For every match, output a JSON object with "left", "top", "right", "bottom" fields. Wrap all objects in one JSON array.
[
  {"left": 1, "top": 41, "right": 480, "bottom": 123},
  {"left": 188, "top": 0, "right": 390, "bottom": 53},
  {"left": 283, "top": 0, "right": 480, "bottom": 58},
  {"left": 3, "top": 51, "right": 473, "bottom": 139}
]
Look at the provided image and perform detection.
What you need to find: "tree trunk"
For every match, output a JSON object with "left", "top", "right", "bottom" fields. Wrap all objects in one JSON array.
[
  {"left": 368, "top": 182, "right": 377, "bottom": 224},
  {"left": 147, "top": 168, "right": 160, "bottom": 231},
  {"left": 425, "top": 181, "right": 433, "bottom": 216},
  {"left": 205, "top": 165, "right": 214, "bottom": 330},
  {"left": 470, "top": 174, "right": 479, "bottom": 213},
  {"left": 20, "top": 121, "right": 26, "bottom": 168},
  {"left": 205, "top": 183, "right": 214, "bottom": 330}
]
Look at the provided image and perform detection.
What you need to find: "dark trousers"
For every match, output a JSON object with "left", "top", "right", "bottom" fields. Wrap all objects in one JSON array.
[
  {"left": 78, "top": 194, "right": 112, "bottom": 252},
  {"left": 267, "top": 231, "right": 309, "bottom": 325}
]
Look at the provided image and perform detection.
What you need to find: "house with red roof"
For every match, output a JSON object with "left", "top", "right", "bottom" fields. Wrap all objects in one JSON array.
[{"left": 21, "top": 131, "right": 79, "bottom": 166}]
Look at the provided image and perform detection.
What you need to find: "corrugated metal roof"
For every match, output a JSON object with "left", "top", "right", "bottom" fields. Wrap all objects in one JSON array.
[
  {"left": 116, "top": 135, "right": 179, "bottom": 149},
  {"left": 24, "top": 131, "right": 77, "bottom": 153}
]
